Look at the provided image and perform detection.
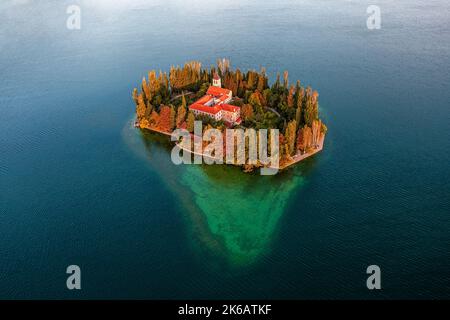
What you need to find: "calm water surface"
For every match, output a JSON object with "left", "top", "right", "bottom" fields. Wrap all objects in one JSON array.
[{"left": 0, "top": 0, "right": 449, "bottom": 298}]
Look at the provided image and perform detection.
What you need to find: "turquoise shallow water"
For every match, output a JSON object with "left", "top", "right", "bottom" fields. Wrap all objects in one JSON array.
[
  {"left": 1, "top": 0, "right": 450, "bottom": 299},
  {"left": 123, "top": 122, "right": 306, "bottom": 267}
]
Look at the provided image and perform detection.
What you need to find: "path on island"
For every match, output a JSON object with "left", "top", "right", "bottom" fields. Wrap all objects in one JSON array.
[
  {"left": 277, "top": 135, "right": 325, "bottom": 170},
  {"left": 266, "top": 107, "right": 281, "bottom": 118},
  {"left": 169, "top": 91, "right": 194, "bottom": 102}
]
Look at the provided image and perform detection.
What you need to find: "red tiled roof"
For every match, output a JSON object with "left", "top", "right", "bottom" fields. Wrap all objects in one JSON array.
[
  {"left": 194, "top": 95, "right": 213, "bottom": 105},
  {"left": 220, "top": 104, "right": 240, "bottom": 113},
  {"left": 223, "top": 117, "right": 241, "bottom": 127},
  {"left": 189, "top": 103, "right": 221, "bottom": 115},
  {"left": 213, "top": 73, "right": 220, "bottom": 80},
  {"left": 207, "top": 86, "right": 231, "bottom": 97},
  {"left": 188, "top": 86, "right": 240, "bottom": 122}
]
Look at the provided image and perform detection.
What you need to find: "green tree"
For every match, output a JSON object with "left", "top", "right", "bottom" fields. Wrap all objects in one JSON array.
[
  {"left": 285, "top": 120, "right": 297, "bottom": 156},
  {"left": 248, "top": 92, "right": 262, "bottom": 108},
  {"left": 257, "top": 71, "right": 266, "bottom": 92},
  {"left": 283, "top": 71, "right": 289, "bottom": 88},
  {"left": 272, "top": 72, "right": 281, "bottom": 91},
  {"left": 295, "top": 106, "right": 302, "bottom": 129},
  {"left": 181, "top": 92, "right": 187, "bottom": 108},
  {"left": 246, "top": 71, "right": 256, "bottom": 90},
  {"left": 186, "top": 112, "right": 195, "bottom": 132},
  {"left": 176, "top": 104, "right": 187, "bottom": 128}
]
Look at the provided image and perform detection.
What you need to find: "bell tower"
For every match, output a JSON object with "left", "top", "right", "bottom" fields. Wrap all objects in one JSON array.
[{"left": 212, "top": 73, "right": 221, "bottom": 87}]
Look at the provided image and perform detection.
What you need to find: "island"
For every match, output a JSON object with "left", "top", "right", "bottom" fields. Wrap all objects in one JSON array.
[{"left": 132, "top": 59, "right": 327, "bottom": 172}]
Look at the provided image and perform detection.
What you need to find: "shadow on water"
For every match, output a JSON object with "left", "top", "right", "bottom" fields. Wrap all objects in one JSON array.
[{"left": 122, "top": 119, "right": 319, "bottom": 268}]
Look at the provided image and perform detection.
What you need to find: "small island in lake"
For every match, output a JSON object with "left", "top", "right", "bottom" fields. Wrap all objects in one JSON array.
[{"left": 132, "top": 59, "right": 327, "bottom": 171}]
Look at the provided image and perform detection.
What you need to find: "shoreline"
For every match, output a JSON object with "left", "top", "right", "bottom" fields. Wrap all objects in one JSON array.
[
  {"left": 278, "top": 135, "right": 325, "bottom": 170},
  {"left": 136, "top": 122, "right": 325, "bottom": 171}
]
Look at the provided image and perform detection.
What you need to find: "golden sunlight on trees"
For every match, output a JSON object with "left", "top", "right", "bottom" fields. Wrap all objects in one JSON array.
[
  {"left": 132, "top": 59, "right": 327, "bottom": 168},
  {"left": 170, "top": 105, "right": 176, "bottom": 131},
  {"left": 186, "top": 112, "right": 195, "bottom": 133},
  {"left": 169, "top": 61, "right": 202, "bottom": 91},
  {"left": 285, "top": 120, "right": 297, "bottom": 156},
  {"left": 176, "top": 104, "right": 187, "bottom": 128},
  {"left": 241, "top": 104, "right": 254, "bottom": 121},
  {"left": 158, "top": 105, "right": 172, "bottom": 132}
]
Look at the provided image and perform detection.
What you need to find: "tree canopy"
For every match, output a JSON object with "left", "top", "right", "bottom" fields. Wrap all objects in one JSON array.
[{"left": 132, "top": 59, "right": 327, "bottom": 164}]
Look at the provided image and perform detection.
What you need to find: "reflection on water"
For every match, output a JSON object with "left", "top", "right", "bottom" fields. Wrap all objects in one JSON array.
[{"left": 123, "top": 120, "right": 315, "bottom": 266}]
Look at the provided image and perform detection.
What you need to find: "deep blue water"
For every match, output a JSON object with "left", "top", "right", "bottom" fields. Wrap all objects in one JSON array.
[{"left": 1, "top": 0, "right": 449, "bottom": 299}]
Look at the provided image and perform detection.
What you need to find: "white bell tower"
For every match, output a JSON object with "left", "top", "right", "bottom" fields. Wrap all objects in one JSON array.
[{"left": 212, "top": 73, "right": 221, "bottom": 87}]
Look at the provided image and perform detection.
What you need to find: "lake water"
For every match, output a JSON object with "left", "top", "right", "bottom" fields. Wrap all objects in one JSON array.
[{"left": 1, "top": 0, "right": 449, "bottom": 299}]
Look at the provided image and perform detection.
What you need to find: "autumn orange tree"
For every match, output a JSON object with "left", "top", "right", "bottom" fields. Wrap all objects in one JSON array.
[
  {"left": 240, "top": 104, "right": 254, "bottom": 121},
  {"left": 132, "top": 59, "right": 327, "bottom": 161},
  {"left": 158, "top": 105, "right": 172, "bottom": 132}
]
